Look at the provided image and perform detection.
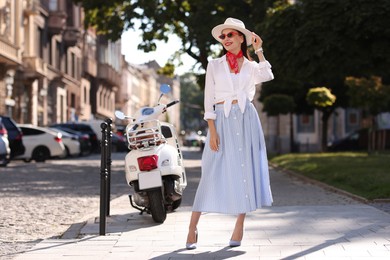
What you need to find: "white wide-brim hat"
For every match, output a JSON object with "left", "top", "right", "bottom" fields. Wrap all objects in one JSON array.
[{"left": 211, "top": 17, "right": 253, "bottom": 46}]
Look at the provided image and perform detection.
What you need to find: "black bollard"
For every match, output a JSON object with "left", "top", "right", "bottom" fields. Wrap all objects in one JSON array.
[
  {"left": 99, "top": 122, "right": 108, "bottom": 235},
  {"left": 105, "top": 118, "right": 112, "bottom": 216}
]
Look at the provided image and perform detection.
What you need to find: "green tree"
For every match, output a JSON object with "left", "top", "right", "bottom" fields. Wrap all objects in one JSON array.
[
  {"left": 346, "top": 77, "right": 390, "bottom": 117},
  {"left": 263, "top": 0, "right": 390, "bottom": 82},
  {"left": 346, "top": 76, "right": 390, "bottom": 150},
  {"left": 259, "top": 0, "right": 390, "bottom": 151},
  {"left": 306, "top": 87, "right": 336, "bottom": 151},
  {"left": 73, "top": 0, "right": 276, "bottom": 72}
]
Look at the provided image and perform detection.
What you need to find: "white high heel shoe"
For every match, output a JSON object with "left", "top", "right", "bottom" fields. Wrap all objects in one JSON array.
[
  {"left": 185, "top": 229, "right": 198, "bottom": 250},
  {"left": 229, "top": 239, "right": 241, "bottom": 247},
  {"left": 229, "top": 228, "right": 243, "bottom": 247}
]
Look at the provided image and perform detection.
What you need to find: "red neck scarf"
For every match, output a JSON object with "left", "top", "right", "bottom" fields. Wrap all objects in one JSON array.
[{"left": 226, "top": 51, "right": 243, "bottom": 74}]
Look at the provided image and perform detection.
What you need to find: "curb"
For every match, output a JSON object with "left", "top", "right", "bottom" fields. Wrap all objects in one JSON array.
[
  {"left": 60, "top": 194, "right": 130, "bottom": 239},
  {"left": 269, "top": 162, "right": 370, "bottom": 204}
]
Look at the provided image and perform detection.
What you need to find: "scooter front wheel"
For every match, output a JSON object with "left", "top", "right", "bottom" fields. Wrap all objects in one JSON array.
[{"left": 147, "top": 189, "right": 167, "bottom": 223}]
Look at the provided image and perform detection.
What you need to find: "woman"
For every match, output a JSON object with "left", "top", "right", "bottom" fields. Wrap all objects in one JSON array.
[{"left": 186, "top": 17, "right": 274, "bottom": 249}]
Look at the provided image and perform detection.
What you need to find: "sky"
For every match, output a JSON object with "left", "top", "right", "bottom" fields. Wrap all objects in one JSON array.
[{"left": 121, "top": 29, "right": 199, "bottom": 75}]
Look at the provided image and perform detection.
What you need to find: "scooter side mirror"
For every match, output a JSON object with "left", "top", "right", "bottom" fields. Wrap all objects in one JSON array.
[
  {"left": 160, "top": 84, "right": 171, "bottom": 94},
  {"left": 115, "top": 110, "right": 125, "bottom": 120}
]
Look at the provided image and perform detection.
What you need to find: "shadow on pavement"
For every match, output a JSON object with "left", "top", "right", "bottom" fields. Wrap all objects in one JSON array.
[{"left": 149, "top": 247, "right": 246, "bottom": 260}]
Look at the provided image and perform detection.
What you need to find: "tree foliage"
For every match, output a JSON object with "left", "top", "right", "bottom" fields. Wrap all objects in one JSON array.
[
  {"left": 346, "top": 76, "right": 390, "bottom": 116},
  {"left": 75, "top": 0, "right": 390, "bottom": 89},
  {"left": 74, "top": 0, "right": 390, "bottom": 151},
  {"left": 74, "top": 0, "right": 277, "bottom": 71},
  {"left": 263, "top": 94, "right": 295, "bottom": 117},
  {"left": 261, "top": 0, "right": 390, "bottom": 112},
  {"left": 306, "top": 86, "right": 336, "bottom": 151},
  {"left": 263, "top": 0, "right": 390, "bottom": 83},
  {"left": 306, "top": 87, "right": 336, "bottom": 108},
  {"left": 258, "top": 0, "right": 390, "bottom": 151},
  {"left": 259, "top": 78, "right": 313, "bottom": 114}
]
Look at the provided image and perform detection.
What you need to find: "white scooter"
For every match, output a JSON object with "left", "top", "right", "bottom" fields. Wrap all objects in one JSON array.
[{"left": 115, "top": 84, "right": 187, "bottom": 223}]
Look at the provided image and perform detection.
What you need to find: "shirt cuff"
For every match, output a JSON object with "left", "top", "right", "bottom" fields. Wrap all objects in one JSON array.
[
  {"left": 204, "top": 112, "right": 217, "bottom": 121},
  {"left": 258, "top": 60, "right": 272, "bottom": 69}
]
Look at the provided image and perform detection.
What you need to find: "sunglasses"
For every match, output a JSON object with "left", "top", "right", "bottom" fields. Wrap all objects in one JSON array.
[{"left": 218, "top": 31, "right": 241, "bottom": 40}]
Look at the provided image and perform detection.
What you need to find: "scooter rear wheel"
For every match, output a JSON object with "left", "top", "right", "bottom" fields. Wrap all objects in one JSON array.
[{"left": 147, "top": 189, "right": 167, "bottom": 223}]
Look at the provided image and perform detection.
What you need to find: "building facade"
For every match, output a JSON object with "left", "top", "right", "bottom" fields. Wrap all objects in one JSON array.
[
  {"left": 0, "top": 0, "right": 182, "bottom": 142},
  {"left": 0, "top": 0, "right": 122, "bottom": 127},
  {"left": 116, "top": 60, "right": 181, "bottom": 132},
  {"left": 0, "top": 0, "right": 24, "bottom": 118}
]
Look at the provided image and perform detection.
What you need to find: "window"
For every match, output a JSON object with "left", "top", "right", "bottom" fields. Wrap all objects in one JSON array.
[
  {"left": 84, "top": 87, "right": 87, "bottom": 103},
  {"left": 345, "top": 108, "right": 360, "bottom": 133},
  {"left": 21, "top": 127, "right": 44, "bottom": 136},
  {"left": 349, "top": 113, "right": 357, "bottom": 124},
  {"left": 71, "top": 53, "right": 76, "bottom": 78},
  {"left": 49, "top": 0, "right": 58, "bottom": 11},
  {"left": 71, "top": 93, "right": 76, "bottom": 108},
  {"left": 297, "top": 114, "right": 315, "bottom": 133},
  {"left": 49, "top": 40, "right": 52, "bottom": 65},
  {"left": 60, "top": 95, "right": 65, "bottom": 122},
  {"left": 37, "top": 27, "right": 44, "bottom": 59},
  {"left": 55, "top": 41, "right": 61, "bottom": 70}
]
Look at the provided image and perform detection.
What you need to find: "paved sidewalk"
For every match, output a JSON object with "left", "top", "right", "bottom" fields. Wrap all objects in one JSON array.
[
  {"left": 14, "top": 149, "right": 390, "bottom": 259},
  {"left": 15, "top": 196, "right": 390, "bottom": 259}
]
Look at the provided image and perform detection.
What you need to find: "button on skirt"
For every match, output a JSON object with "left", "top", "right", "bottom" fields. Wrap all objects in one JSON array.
[{"left": 192, "top": 101, "right": 273, "bottom": 214}]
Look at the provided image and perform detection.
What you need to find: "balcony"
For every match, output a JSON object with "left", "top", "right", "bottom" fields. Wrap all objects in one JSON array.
[
  {"left": 0, "top": 40, "right": 21, "bottom": 65},
  {"left": 83, "top": 57, "right": 97, "bottom": 77},
  {"left": 97, "top": 63, "right": 121, "bottom": 87},
  {"left": 63, "top": 27, "right": 82, "bottom": 47},
  {"left": 22, "top": 56, "right": 47, "bottom": 78},
  {"left": 48, "top": 11, "right": 67, "bottom": 35}
]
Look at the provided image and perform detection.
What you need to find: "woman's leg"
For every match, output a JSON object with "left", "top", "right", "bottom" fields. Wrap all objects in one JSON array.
[
  {"left": 231, "top": 213, "right": 246, "bottom": 241},
  {"left": 186, "top": 211, "right": 201, "bottom": 243}
]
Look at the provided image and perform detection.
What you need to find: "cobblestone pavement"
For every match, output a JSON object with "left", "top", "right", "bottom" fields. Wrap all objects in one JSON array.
[
  {"left": 0, "top": 153, "right": 129, "bottom": 259},
  {"left": 1, "top": 148, "right": 389, "bottom": 259}
]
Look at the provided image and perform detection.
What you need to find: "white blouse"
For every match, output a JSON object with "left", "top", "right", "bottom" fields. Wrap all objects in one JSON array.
[{"left": 204, "top": 55, "right": 274, "bottom": 120}]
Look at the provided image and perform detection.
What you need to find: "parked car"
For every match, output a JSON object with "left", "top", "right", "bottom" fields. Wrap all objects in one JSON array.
[
  {"left": 17, "top": 124, "right": 66, "bottom": 162},
  {"left": 0, "top": 121, "right": 10, "bottom": 166},
  {"left": 115, "top": 125, "right": 126, "bottom": 137},
  {"left": 49, "top": 128, "right": 80, "bottom": 157},
  {"left": 49, "top": 126, "right": 92, "bottom": 156},
  {"left": 50, "top": 123, "right": 99, "bottom": 153},
  {"left": 327, "top": 128, "right": 390, "bottom": 151},
  {"left": 0, "top": 116, "right": 25, "bottom": 158},
  {"left": 184, "top": 131, "right": 206, "bottom": 148},
  {"left": 111, "top": 132, "right": 129, "bottom": 152}
]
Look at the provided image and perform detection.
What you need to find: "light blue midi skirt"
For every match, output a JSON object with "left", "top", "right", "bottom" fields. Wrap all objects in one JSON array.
[{"left": 192, "top": 101, "right": 273, "bottom": 214}]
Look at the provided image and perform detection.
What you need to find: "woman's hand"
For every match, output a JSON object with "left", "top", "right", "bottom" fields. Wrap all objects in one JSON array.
[
  {"left": 252, "top": 32, "right": 263, "bottom": 50},
  {"left": 209, "top": 130, "right": 220, "bottom": 152}
]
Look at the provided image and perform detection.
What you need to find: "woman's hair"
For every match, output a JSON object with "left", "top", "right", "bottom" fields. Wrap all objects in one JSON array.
[{"left": 222, "top": 30, "right": 252, "bottom": 60}]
